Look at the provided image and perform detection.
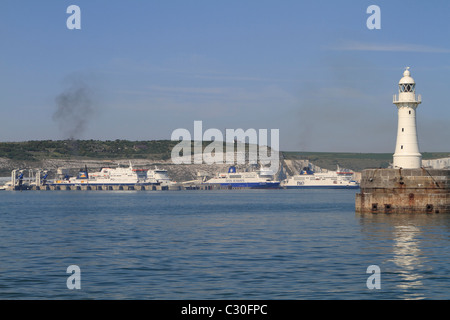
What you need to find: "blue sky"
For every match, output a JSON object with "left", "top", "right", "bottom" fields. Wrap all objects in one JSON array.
[{"left": 1, "top": 0, "right": 450, "bottom": 152}]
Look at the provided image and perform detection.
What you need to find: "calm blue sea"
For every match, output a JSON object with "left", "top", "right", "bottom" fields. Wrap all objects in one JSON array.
[{"left": 0, "top": 188, "right": 449, "bottom": 300}]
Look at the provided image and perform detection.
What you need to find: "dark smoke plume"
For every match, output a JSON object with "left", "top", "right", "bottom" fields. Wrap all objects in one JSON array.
[{"left": 53, "top": 77, "right": 94, "bottom": 140}]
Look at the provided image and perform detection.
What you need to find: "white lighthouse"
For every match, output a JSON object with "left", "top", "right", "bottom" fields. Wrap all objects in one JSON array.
[{"left": 393, "top": 67, "right": 422, "bottom": 169}]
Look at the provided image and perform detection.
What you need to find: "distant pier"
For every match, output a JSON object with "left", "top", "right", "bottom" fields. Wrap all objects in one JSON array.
[
  {"left": 7, "top": 183, "right": 257, "bottom": 191},
  {"left": 29, "top": 184, "right": 172, "bottom": 191}
]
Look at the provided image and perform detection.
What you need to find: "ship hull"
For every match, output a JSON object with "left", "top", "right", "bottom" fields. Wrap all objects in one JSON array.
[
  {"left": 47, "top": 182, "right": 156, "bottom": 186},
  {"left": 284, "top": 185, "right": 359, "bottom": 189},
  {"left": 205, "top": 182, "right": 281, "bottom": 189}
]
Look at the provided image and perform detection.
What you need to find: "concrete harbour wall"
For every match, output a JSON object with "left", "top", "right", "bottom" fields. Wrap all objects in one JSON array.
[{"left": 355, "top": 168, "right": 450, "bottom": 214}]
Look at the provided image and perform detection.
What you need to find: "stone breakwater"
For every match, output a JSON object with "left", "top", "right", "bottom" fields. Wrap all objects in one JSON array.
[{"left": 356, "top": 168, "right": 450, "bottom": 214}]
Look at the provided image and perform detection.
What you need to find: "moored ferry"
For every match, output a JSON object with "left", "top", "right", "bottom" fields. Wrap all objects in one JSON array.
[
  {"left": 203, "top": 166, "right": 281, "bottom": 189},
  {"left": 146, "top": 166, "right": 174, "bottom": 186},
  {"left": 50, "top": 162, "right": 161, "bottom": 186},
  {"left": 281, "top": 166, "right": 359, "bottom": 189}
]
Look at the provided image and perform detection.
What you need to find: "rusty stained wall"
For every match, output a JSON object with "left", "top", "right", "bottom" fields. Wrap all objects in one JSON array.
[{"left": 355, "top": 168, "right": 450, "bottom": 213}]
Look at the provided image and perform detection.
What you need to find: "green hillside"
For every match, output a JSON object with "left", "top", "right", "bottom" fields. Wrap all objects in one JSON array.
[
  {"left": 0, "top": 140, "right": 178, "bottom": 161},
  {"left": 0, "top": 140, "right": 257, "bottom": 161},
  {"left": 283, "top": 151, "right": 450, "bottom": 172}
]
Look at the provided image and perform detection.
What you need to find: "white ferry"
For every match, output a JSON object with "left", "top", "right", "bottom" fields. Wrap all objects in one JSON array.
[
  {"left": 281, "top": 166, "right": 359, "bottom": 189},
  {"left": 204, "top": 166, "right": 281, "bottom": 189},
  {"left": 51, "top": 162, "right": 152, "bottom": 186},
  {"left": 146, "top": 166, "right": 174, "bottom": 186}
]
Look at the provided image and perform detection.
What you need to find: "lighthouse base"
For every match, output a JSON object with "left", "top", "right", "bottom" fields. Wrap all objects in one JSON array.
[
  {"left": 355, "top": 168, "right": 450, "bottom": 214},
  {"left": 393, "top": 153, "right": 422, "bottom": 169}
]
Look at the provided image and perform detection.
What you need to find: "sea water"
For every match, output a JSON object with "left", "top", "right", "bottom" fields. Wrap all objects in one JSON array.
[{"left": 0, "top": 189, "right": 449, "bottom": 300}]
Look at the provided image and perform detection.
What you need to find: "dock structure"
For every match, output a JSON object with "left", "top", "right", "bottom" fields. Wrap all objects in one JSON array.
[
  {"left": 4, "top": 166, "right": 277, "bottom": 191},
  {"left": 28, "top": 184, "right": 172, "bottom": 191},
  {"left": 355, "top": 168, "right": 450, "bottom": 213},
  {"left": 7, "top": 183, "right": 267, "bottom": 191}
]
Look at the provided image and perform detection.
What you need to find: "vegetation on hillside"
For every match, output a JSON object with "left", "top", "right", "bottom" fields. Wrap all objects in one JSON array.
[
  {"left": 0, "top": 140, "right": 178, "bottom": 161},
  {"left": 283, "top": 151, "right": 450, "bottom": 172},
  {"left": 0, "top": 140, "right": 258, "bottom": 161}
]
